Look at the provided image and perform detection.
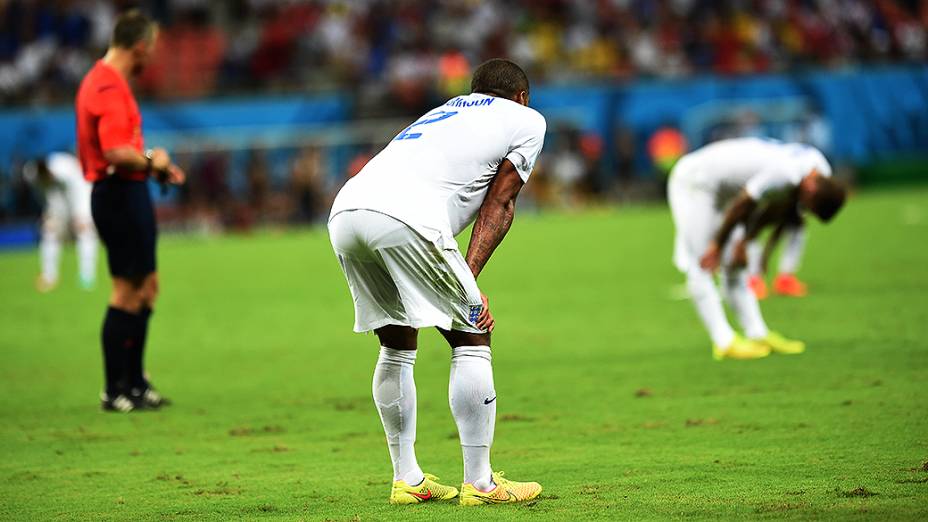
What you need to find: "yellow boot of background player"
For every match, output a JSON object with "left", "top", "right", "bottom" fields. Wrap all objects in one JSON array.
[
  {"left": 759, "top": 331, "right": 806, "bottom": 355},
  {"left": 712, "top": 335, "right": 771, "bottom": 361}
]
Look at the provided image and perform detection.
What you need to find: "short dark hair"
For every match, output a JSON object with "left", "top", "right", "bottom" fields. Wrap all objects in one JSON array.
[
  {"left": 810, "top": 176, "right": 846, "bottom": 222},
  {"left": 111, "top": 10, "right": 156, "bottom": 49},
  {"left": 471, "top": 59, "right": 530, "bottom": 99}
]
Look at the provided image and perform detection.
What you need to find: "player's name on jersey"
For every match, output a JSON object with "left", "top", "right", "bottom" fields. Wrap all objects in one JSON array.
[{"left": 445, "top": 96, "right": 496, "bottom": 108}]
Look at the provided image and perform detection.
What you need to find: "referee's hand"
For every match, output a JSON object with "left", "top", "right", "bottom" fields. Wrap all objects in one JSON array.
[
  {"left": 164, "top": 164, "right": 186, "bottom": 185},
  {"left": 150, "top": 148, "right": 185, "bottom": 185}
]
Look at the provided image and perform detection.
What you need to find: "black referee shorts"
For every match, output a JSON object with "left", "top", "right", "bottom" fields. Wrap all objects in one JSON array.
[{"left": 91, "top": 176, "right": 157, "bottom": 279}]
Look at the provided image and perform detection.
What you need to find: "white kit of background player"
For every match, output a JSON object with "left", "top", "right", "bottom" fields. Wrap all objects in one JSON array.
[
  {"left": 669, "top": 137, "right": 843, "bottom": 360},
  {"left": 24, "top": 151, "right": 98, "bottom": 292},
  {"left": 328, "top": 60, "right": 546, "bottom": 506}
]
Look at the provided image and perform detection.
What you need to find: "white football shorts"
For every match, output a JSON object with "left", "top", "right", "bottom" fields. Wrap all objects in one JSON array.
[
  {"left": 44, "top": 181, "right": 93, "bottom": 234},
  {"left": 669, "top": 162, "right": 745, "bottom": 273},
  {"left": 328, "top": 209, "right": 485, "bottom": 334}
]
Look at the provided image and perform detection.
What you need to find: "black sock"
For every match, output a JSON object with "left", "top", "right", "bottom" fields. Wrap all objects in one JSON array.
[
  {"left": 101, "top": 306, "right": 137, "bottom": 396},
  {"left": 128, "top": 307, "right": 153, "bottom": 390}
]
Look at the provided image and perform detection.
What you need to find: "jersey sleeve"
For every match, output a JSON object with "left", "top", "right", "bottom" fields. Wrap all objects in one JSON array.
[
  {"left": 505, "top": 110, "right": 547, "bottom": 183},
  {"left": 96, "top": 89, "right": 135, "bottom": 152}
]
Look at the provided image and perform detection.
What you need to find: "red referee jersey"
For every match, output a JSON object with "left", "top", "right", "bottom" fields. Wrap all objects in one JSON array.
[{"left": 75, "top": 60, "right": 146, "bottom": 182}]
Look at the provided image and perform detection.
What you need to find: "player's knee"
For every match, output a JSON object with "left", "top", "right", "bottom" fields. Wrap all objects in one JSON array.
[
  {"left": 450, "top": 344, "right": 492, "bottom": 361},
  {"left": 111, "top": 279, "right": 146, "bottom": 312},
  {"left": 146, "top": 287, "right": 159, "bottom": 307},
  {"left": 144, "top": 274, "right": 159, "bottom": 305},
  {"left": 686, "top": 269, "right": 715, "bottom": 298},
  {"left": 721, "top": 269, "right": 746, "bottom": 290},
  {"left": 124, "top": 274, "right": 146, "bottom": 290},
  {"left": 42, "top": 220, "right": 64, "bottom": 238},
  {"left": 375, "top": 325, "right": 417, "bottom": 350},
  {"left": 73, "top": 220, "right": 95, "bottom": 236},
  {"left": 440, "top": 328, "right": 491, "bottom": 350}
]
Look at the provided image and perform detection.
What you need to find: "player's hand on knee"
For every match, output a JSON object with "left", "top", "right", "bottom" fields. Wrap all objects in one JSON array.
[
  {"left": 700, "top": 242, "right": 721, "bottom": 272},
  {"left": 476, "top": 293, "right": 495, "bottom": 332}
]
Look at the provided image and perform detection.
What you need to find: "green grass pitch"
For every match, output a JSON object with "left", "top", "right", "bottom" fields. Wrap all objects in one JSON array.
[{"left": 1, "top": 188, "right": 926, "bottom": 521}]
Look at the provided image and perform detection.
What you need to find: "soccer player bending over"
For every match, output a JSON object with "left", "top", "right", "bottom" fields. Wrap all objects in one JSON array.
[
  {"left": 76, "top": 11, "right": 185, "bottom": 411},
  {"left": 328, "top": 59, "right": 546, "bottom": 505},
  {"left": 668, "top": 138, "right": 846, "bottom": 360},
  {"left": 24, "top": 152, "right": 98, "bottom": 292}
]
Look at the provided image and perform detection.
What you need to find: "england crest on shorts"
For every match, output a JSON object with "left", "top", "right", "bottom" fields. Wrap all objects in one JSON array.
[{"left": 469, "top": 304, "right": 482, "bottom": 325}]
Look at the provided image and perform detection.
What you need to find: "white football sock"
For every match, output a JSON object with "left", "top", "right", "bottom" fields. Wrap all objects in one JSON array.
[
  {"left": 76, "top": 225, "right": 98, "bottom": 284},
  {"left": 686, "top": 267, "right": 736, "bottom": 348},
  {"left": 449, "top": 345, "right": 496, "bottom": 491},
  {"left": 39, "top": 229, "right": 62, "bottom": 283},
  {"left": 721, "top": 270, "right": 769, "bottom": 339},
  {"left": 747, "top": 240, "right": 764, "bottom": 277},
  {"left": 778, "top": 227, "right": 806, "bottom": 275},
  {"left": 372, "top": 346, "right": 424, "bottom": 486}
]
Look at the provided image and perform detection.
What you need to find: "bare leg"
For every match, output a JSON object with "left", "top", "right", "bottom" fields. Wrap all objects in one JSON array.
[
  {"left": 110, "top": 275, "right": 147, "bottom": 313},
  {"left": 375, "top": 325, "right": 418, "bottom": 351}
]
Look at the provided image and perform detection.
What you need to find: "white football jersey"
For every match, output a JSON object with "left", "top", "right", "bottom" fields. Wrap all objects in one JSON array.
[
  {"left": 25, "top": 152, "right": 89, "bottom": 199},
  {"left": 675, "top": 137, "right": 832, "bottom": 201},
  {"left": 24, "top": 152, "right": 92, "bottom": 221},
  {"left": 330, "top": 93, "right": 546, "bottom": 247}
]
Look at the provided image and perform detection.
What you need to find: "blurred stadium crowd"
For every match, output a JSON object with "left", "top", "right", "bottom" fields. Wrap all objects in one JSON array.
[
  {"left": 1, "top": 0, "right": 926, "bottom": 231},
  {"left": 2, "top": 0, "right": 926, "bottom": 108}
]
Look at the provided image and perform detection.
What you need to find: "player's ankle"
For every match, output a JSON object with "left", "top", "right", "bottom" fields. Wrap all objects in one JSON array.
[
  {"left": 399, "top": 469, "right": 424, "bottom": 486},
  {"left": 471, "top": 475, "right": 495, "bottom": 492}
]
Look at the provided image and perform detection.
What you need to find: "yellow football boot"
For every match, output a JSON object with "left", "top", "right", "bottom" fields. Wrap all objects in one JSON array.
[
  {"left": 759, "top": 331, "right": 806, "bottom": 355},
  {"left": 459, "top": 472, "right": 542, "bottom": 506},
  {"left": 35, "top": 275, "right": 58, "bottom": 293},
  {"left": 389, "top": 473, "right": 458, "bottom": 505},
  {"left": 712, "top": 335, "right": 771, "bottom": 361}
]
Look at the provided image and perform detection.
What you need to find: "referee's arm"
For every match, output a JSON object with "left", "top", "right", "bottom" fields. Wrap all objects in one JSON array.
[
  {"left": 97, "top": 104, "right": 184, "bottom": 183},
  {"left": 103, "top": 146, "right": 185, "bottom": 184},
  {"left": 102, "top": 146, "right": 149, "bottom": 172}
]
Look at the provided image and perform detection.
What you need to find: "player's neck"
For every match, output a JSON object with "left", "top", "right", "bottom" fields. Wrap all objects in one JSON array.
[{"left": 102, "top": 49, "right": 135, "bottom": 81}]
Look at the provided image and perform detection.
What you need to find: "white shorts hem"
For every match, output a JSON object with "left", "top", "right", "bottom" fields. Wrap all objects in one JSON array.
[
  {"left": 353, "top": 315, "right": 486, "bottom": 335},
  {"left": 354, "top": 316, "right": 453, "bottom": 334}
]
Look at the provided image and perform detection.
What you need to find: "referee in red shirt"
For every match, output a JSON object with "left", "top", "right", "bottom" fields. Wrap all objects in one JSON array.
[{"left": 76, "top": 10, "right": 185, "bottom": 412}]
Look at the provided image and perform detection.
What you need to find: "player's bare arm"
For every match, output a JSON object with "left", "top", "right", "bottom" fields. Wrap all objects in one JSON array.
[
  {"left": 759, "top": 203, "right": 803, "bottom": 272},
  {"left": 465, "top": 159, "right": 525, "bottom": 331},
  {"left": 700, "top": 190, "right": 757, "bottom": 271},
  {"left": 730, "top": 199, "right": 792, "bottom": 269}
]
